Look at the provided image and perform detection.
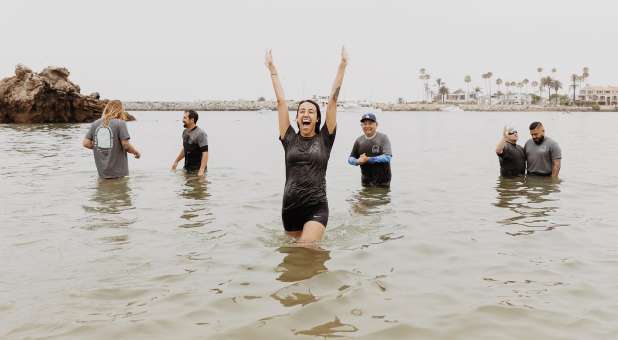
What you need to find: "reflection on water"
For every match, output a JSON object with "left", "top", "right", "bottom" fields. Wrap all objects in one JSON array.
[
  {"left": 82, "top": 177, "right": 135, "bottom": 229},
  {"left": 294, "top": 317, "right": 359, "bottom": 337},
  {"left": 274, "top": 246, "right": 331, "bottom": 283},
  {"left": 494, "top": 176, "right": 563, "bottom": 236},
  {"left": 178, "top": 174, "right": 212, "bottom": 228},
  {"left": 348, "top": 186, "right": 391, "bottom": 216},
  {"left": 271, "top": 247, "right": 331, "bottom": 308}
]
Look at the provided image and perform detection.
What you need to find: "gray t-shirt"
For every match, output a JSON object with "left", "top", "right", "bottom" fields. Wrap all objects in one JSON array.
[
  {"left": 182, "top": 126, "right": 208, "bottom": 171},
  {"left": 350, "top": 132, "right": 392, "bottom": 186},
  {"left": 85, "top": 118, "right": 130, "bottom": 179},
  {"left": 524, "top": 136, "right": 562, "bottom": 175}
]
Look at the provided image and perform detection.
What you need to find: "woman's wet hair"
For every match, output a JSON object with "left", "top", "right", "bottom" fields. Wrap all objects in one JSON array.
[
  {"left": 102, "top": 100, "right": 124, "bottom": 127},
  {"left": 296, "top": 99, "right": 321, "bottom": 134}
]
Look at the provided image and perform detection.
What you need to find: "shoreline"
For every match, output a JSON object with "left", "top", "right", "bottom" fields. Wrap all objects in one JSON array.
[{"left": 123, "top": 101, "right": 618, "bottom": 112}]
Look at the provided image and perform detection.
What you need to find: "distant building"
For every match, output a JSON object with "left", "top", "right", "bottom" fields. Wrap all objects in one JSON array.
[
  {"left": 443, "top": 89, "right": 478, "bottom": 103},
  {"left": 496, "top": 93, "right": 533, "bottom": 105},
  {"left": 578, "top": 85, "right": 618, "bottom": 105}
]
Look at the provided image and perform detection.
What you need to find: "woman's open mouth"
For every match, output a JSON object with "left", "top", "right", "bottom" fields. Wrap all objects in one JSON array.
[{"left": 301, "top": 117, "right": 311, "bottom": 126}]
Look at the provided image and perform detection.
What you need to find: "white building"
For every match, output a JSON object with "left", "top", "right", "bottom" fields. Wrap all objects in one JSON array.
[
  {"left": 578, "top": 86, "right": 618, "bottom": 105},
  {"left": 495, "top": 93, "right": 533, "bottom": 105}
]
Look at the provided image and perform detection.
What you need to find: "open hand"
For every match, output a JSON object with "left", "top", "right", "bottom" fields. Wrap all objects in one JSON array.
[
  {"left": 171, "top": 161, "right": 178, "bottom": 171},
  {"left": 265, "top": 49, "right": 276, "bottom": 73}
]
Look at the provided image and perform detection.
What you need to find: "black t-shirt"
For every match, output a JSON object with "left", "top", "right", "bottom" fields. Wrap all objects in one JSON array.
[
  {"left": 183, "top": 126, "right": 209, "bottom": 171},
  {"left": 280, "top": 124, "right": 336, "bottom": 211},
  {"left": 498, "top": 142, "right": 526, "bottom": 177},
  {"left": 350, "top": 132, "right": 392, "bottom": 187}
]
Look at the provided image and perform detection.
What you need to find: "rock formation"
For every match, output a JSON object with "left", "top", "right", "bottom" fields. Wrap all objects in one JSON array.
[{"left": 0, "top": 65, "right": 132, "bottom": 123}]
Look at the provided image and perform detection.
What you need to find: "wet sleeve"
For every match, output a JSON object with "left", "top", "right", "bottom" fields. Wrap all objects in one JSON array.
[
  {"left": 550, "top": 141, "right": 562, "bottom": 160},
  {"left": 85, "top": 124, "right": 95, "bottom": 140},
  {"left": 368, "top": 154, "right": 392, "bottom": 164},
  {"left": 197, "top": 131, "right": 209, "bottom": 152},
  {"left": 350, "top": 140, "right": 360, "bottom": 158},
  {"left": 320, "top": 124, "right": 336, "bottom": 150},
  {"left": 382, "top": 135, "right": 392, "bottom": 155},
  {"left": 116, "top": 120, "right": 130, "bottom": 140},
  {"left": 279, "top": 125, "right": 295, "bottom": 147}
]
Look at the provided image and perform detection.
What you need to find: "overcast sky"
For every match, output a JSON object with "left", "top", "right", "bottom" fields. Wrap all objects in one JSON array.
[{"left": 2, "top": 0, "right": 617, "bottom": 102}]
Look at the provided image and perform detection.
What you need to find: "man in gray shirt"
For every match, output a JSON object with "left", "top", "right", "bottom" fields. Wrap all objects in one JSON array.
[
  {"left": 524, "top": 121, "right": 562, "bottom": 177},
  {"left": 171, "top": 110, "right": 209, "bottom": 176},
  {"left": 83, "top": 111, "right": 141, "bottom": 179},
  {"left": 348, "top": 113, "right": 392, "bottom": 187}
]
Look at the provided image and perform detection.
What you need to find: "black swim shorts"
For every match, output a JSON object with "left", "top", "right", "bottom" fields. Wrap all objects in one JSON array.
[{"left": 282, "top": 203, "right": 329, "bottom": 232}]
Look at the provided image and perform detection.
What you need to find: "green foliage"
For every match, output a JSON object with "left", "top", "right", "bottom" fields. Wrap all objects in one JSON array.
[
  {"left": 592, "top": 103, "right": 600, "bottom": 111},
  {"left": 531, "top": 94, "right": 541, "bottom": 104}
]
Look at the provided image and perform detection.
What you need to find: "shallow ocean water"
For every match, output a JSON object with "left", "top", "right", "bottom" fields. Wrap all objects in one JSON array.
[{"left": 1, "top": 110, "right": 617, "bottom": 339}]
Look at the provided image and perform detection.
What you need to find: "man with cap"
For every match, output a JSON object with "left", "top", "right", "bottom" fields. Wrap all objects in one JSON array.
[
  {"left": 348, "top": 112, "right": 393, "bottom": 187},
  {"left": 495, "top": 125, "right": 526, "bottom": 177}
]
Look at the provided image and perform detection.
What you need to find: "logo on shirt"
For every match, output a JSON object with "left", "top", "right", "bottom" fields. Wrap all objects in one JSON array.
[
  {"left": 372, "top": 145, "right": 382, "bottom": 154},
  {"left": 95, "top": 126, "right": 113, "bottom": 150}
]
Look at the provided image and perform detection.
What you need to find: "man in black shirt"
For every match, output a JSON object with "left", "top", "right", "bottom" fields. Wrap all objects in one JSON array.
[
  {"left": 171, "top": 110, "right": 209, "bottom": 176},
  {"left": 495, "top": 126, "right": 525, "bottom": 177}
]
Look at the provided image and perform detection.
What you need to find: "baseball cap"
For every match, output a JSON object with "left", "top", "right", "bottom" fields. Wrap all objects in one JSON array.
[{"left": 360, "top": 112, "right": 377, "bottom": 122}]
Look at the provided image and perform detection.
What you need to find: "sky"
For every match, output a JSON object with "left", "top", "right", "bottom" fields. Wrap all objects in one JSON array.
[{"left": 1, "top": 0, "right": 617, "bottom": 102}]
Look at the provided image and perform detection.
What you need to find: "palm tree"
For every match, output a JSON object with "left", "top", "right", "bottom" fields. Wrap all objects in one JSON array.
[
  {"left": 531, "top": 80, "right": 539, "bottom": 95},
  {"left": 537, "top": 67, "right": 544, "bottom": 97},
  {"left": 464, "top": 75, "right": 472, "bottom": 101},
  {"left": 522, "top": 78, "right": 529, "bottom": 93},
  {"left": 552, "top": 80, "right": 562, "bottom": 105},
  {"left": 541, "top": 76, "right": 554, "bottom": 103},
  {"left": 482, "top": 72, "right": 493, "bottom": 104},
  {"left": 581, "top": 67, "right": 590, "bottom": 91},
  {"left": 570, "top": 74, "right": 579, "bottom": 103},
  {"left": 438, "top": 86, "right": 449, "bottom": 103},
  {"left": 474, "top": 86, "right": 482, "bottom": 104},
  {"left": 418, "top": 68, "right": 426, "bottom": 101}
]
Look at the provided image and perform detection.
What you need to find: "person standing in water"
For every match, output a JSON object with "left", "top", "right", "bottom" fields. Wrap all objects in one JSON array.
[
  {"left": 265, "top": 47, "right": 348, "bottom": 243},
  {"left": 171, "top": 110, "right": 209, "bottom": 177},
  {"left": 524, "top": 121, "right": 562, "bottom": 177},
  {"left": 348, "top": 113, "right": 393, "bottom": 187},
  {"left": 495, "top": 125, "right": 526, "bottom": 177},
  {"left": 82, "top": 100, "right": 140, "bottom": 179}
]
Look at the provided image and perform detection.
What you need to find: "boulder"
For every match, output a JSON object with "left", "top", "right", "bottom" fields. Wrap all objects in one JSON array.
[{"left": 0, "top": 64, "right": 133, "bottom": 123}]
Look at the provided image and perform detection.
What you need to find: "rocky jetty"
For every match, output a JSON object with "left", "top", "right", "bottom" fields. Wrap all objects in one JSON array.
[{"left": 0, "top": 65, "right": 109, "bottom": 123}]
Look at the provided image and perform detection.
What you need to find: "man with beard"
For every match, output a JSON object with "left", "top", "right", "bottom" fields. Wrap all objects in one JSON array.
[
  {"left": 348, "top": 113, "right": 392, "bottom": 187},
  {"left": 524, "top": 121, "right": 562, "bottom": 177},
  {"left": 171, "top": 110, "right": 209, "bottom": 176},
  {"left": 495, "top": 125, "right": 526, "bottom": 177}
]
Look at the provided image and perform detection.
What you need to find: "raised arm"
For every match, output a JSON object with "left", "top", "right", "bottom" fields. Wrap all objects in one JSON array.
[
  {"left": 265, "top": 50, "right": 290, "bottom": 139},
  {"left": 495, "top": 126, "right": 508, "bottom": 155},
  {"left": 325, "top": 47, "right": 349, "bottom": 134}
]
